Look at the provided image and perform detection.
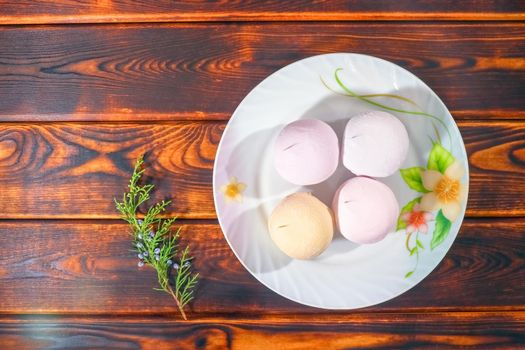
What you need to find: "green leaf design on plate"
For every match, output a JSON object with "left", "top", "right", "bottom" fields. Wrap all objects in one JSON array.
[
  {"left": 400, "top": 167, "right": 429, "bottom": 193},
  {"left": 405, "top": 271, "right": 414, "bottom": 278},
  {"left": 427, "top": 143, "right": 455, "bottom": 174},
  {"left": 396, "top": 197, "right": 421, "bottom": 231},
  {"left": 430, "top": 209, "right": 452, "bottom": 250},
  {"left": 409, "top": 247, "right": 418, "bottom": 256},
  {"left": 416, "top": 239, "right": 424, "bottom": 249}
]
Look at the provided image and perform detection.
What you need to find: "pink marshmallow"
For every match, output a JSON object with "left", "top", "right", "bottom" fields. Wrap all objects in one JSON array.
[
  {"left": 333, "top": 176, "right": 399, "bottom": 244},
  {"left": 274, "top": 119, "right": 339, "bottom": 185}
]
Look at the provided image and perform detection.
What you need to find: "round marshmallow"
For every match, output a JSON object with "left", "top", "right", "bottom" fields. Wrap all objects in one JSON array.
[
  {"left": 268, "top": 192, "right": 334, "bottom": 259},
  {"left": 333, "top": 177, "right": 399, "bottom": 244},
  {"left": 342, "top": 111, "right": 409, "bottom": 177},
  {"left": 274, "top": 119, "right": 339, "bottom": 185}
]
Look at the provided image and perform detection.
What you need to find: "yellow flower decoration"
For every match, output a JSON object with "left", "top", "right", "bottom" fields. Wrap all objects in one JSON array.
[
  {"left": 420, "top": 160, "right": 466, "bottom": 221},
  {"left": 220, "top": 177, "right": 246, "bottom": 203}
]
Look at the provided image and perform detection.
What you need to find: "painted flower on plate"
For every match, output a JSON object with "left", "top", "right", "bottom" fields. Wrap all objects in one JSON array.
[
  {"left": 420, "top": 160, "right": 465, "bottom": 222},
  {"left": 221, "top": 176, "right": 246, "bottom": 203},
  {"left": 401, "top": 204, "right": 433, "bottom": 234}
]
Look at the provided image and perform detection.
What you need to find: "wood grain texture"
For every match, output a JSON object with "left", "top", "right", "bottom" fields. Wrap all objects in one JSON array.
[
  {"left": 0, "top": 122, "right": 224, "bottom": 219},
  {"left": 0, "top": 0, "right": 524, "bottom": 24},
  {"left": 0, "top": 219, "right": 523, "bottom": 314},
  {"left": 0, "top": 313, "right": 524, "bottom": 350},
  {"left": 0, "top": 23, "right": 524, "bottom": 121},
  {"left": 462, "top": 121, "right": 525, "bottom": 217},
  {"left": 0, "top": 121, "right": 523, "bottom": 219},
  {"left": 0, "top": 3, "right": 523, "bottom": 348}
]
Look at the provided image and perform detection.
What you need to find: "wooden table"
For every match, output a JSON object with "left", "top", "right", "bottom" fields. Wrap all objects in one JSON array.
[{"left": 0, "top": 1, "right": 524, "bottom": 349}]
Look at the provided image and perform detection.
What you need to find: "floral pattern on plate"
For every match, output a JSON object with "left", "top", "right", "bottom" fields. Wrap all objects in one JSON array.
[
  {"left": 398, "top": 143, "right": 466, "bottom": 277},
  {"left": 325, "top": 67, "right": 467, "bottom": 278}
]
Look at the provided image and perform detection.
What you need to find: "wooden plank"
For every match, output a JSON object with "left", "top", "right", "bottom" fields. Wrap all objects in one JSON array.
[
  {"left": 461, "top": 121, "right": 525, "bottom": 217},
  {"left": 0, "top": 218, "right": 523, "bottom": 314},
  {"left": 0, "top": 0, "right": 524, "bottom": 24},
  {"left": 0, "top": 23, "right": 523, "bottom": 121},
  {"left": 0, "top": 313, "right": 524, "bottom": 349},
  {"left": 0, "top": 121, "right": 523, "bottom": 219},
  {"left": 0, "top": 122, "right": 223, "bottom": 219}
]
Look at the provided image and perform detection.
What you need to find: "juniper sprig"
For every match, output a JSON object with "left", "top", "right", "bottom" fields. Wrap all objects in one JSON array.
[{"left": 115, "top": 155, "right": 198, "bottom": 320}]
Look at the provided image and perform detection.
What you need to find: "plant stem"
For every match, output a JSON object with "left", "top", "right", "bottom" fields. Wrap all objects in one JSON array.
[{"left": 167, "top": 283, "right": 187, "bottom": 320}]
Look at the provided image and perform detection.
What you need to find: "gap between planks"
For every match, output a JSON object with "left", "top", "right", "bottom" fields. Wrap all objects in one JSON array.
[
  {"left": 0, "top": 310, "right": 524, "bottom": 321},
  {"left": 0, "top": 13, "right": 525, "bottom": 26},
  {"left": 0, "top": 117, "right": 523, "bottom": 126}
]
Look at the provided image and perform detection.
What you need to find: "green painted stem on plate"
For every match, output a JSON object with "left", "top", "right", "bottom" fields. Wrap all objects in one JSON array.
[
  {"left": 320, "top": 76, "right": 421, "bottom": 108},
  {"left": 405, "top": 231, "right": 413, "bottom": 252},
  {"left": 333, "top": 68, "right": 452, "bottom": 146}
]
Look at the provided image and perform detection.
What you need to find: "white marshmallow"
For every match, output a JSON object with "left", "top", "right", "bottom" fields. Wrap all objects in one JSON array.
[{"left": 342, "top": 111, "right": 409, "bottom": 177}]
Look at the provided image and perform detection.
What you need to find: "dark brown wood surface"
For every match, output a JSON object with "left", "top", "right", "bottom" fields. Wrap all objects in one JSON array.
[
  {"left": 0, "top": 0, "right": 524, "bottom": 24},
  {"left": 0, "top": 2, "right": 524, "bottom": 349},
  {"left": 0, "top": 23, "right": 524, "bottom": 122}
]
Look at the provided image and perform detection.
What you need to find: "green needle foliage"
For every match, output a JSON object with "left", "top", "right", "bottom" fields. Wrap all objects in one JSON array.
[{"left": 115, "top": 155, "right": 198, "bottom": 320}]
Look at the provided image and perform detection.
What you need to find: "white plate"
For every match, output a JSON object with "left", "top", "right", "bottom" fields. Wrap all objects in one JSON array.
[{"left": 213, "top": 53, "right": 469, "bottom": 309}]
